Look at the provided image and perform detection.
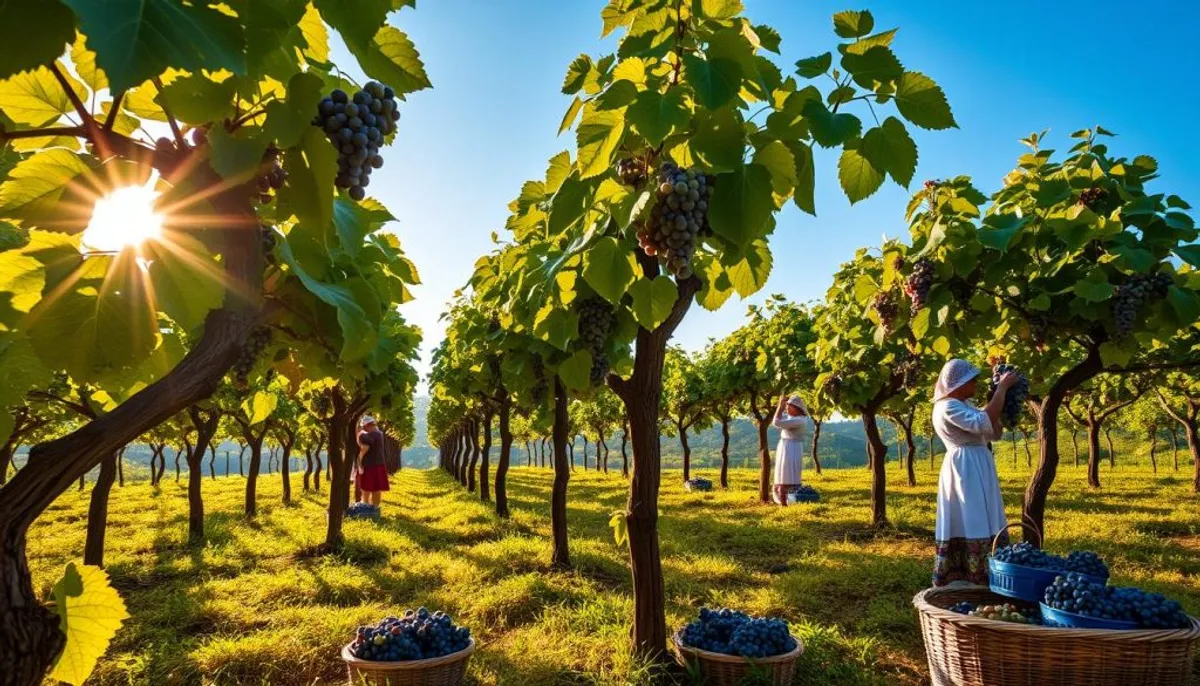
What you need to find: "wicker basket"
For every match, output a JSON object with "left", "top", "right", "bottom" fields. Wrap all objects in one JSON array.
[
  {"left": 671, "top": 631, "right": 802, "bottom": 686},
  {"left": 915, "top": 585, "right": 1200, "bottom": 685},
  {"left": 341, "top": 639, "right": 475, "bottom": 686}
]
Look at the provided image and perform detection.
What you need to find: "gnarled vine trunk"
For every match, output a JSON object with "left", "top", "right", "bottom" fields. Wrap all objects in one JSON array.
[
  {"left": 719, "top": 416, "right": 730, "bottom": 488},
  {"left": 496, "top": 398, "right": 512, "bottom": 517},
  {"left": 1086, "top": 420, "right": 1101, "bottom": 489},
  {"left": 479, "top": 413, "right": 492, "bottom": 503},
  {"left": 810, "top": 419, "right": 823, "bottom": 475},
  {"left": 621, "top": 421, "right": 629, "bottom": 478},
  {"left": 677, "top": 419, "right": 690, "bottom": 483},
  {"left": 186, "top": 408, "right": 219, "bottom": 542},
  {"left": 861, "top": 410, "right": 889, "bottom": 527},
  {"left": 1149, "top": 428, "right": 1158, "bottom": 474},
  {"left": 242, "top": 431, "right": 266, "bottom": 518},
  {"left": 551, "top": 379, "right": 571, "bottom": 568},
  {"left": 324, "top": 391, "right": 366, "bottom": 549},
  {"left": 467, "top": 420, "right": 480, "bottom": 493},
  {"left": 754, "top": 416, "right": 771, "bottom": 504},
  {"left": 82, "top": 452, "right": 118, "bottom": 567}
]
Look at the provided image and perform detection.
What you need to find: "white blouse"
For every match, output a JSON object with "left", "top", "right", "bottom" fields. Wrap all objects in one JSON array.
[
  {"left": 773, "top": 408, "right": 811, "bottom": 441},
  {"left": 932, "top": 399, "right": 998, "bottom": 448}
]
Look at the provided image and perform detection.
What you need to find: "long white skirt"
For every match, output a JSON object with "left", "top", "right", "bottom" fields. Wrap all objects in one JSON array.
[
  {"left": 773, "top": 438, "right": 803, "bottom": 485},
  {"left": 935, "top": 445, "right": 1007, "bottom": 542}
]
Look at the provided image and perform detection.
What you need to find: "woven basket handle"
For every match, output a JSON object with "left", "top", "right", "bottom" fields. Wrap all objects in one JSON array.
[{"left": 991, "top": 516, "right": 1043, "bottom": 555}]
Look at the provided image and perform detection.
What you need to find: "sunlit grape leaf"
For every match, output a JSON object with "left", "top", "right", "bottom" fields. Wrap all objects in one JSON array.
[
  {"left": 277, "top": 237, "right": 377, "bottom": 361},
  {"left": 558, "top": 348, "right": 593, "bottom": 391},
  {"left": 787, "top": 140, "right": 816, "bottom": 215},
  {"left": 70, "top": 35, "right": 107, "bottom": 92},
  {"left": 582, "top": 237, "right": 637, "bottom": 305},
  {"left": 263, "top": 71, "right": 324, "bottom": 149},
  {"left": 894, "top": 71, "right": 956, "bottom": 130},
  {"left": 0, "top": 2, "right": 75, "bottom": 80},
  {"left": 838, "top": 146, "right": 884, "bottom": 204},
  {"left": 708, "top": 162, "right": 773, "bottom": 248},
  {"left": 0, "top": 149, "right": 94, "bottom": 223},
  {"left": 142, "top": 235, "right": 223, "bottom": 332},
  {"left": 532, "top": 303, "right": 578, "bottom": 351},
  {"left": 49, "top": 562, "right": 129, "bottom": 686},
  {"left": 752, "top": 140, "right": 796, "bottom": 199},
  {"left": 0, "top": 63, "right": 87, "bottom": 126},
  {"left": 609, "top": 511, "right": 629, "bottom": 546},
  {"left": 207, "top": 126, "right": 268, "bottom": 181},
  {"left": 342, "top": 26, "right": 430, "bottom": 97},
  {"left": 278, "top": 127, "right": 336, "bottom": 234},
  {"left": 156, "top": 73, "right": 238, "bottom": 126},
  {"left": 689, "top": 106, "right": 743, "bottom": 174},
  {"left": 625, "top": 89, "right": 689, "bottom": 146},
  {"left": 629, "top": 275, "right": 677, "bottom": 331},
  {"left": 860, "top": 116, "right": 916, "bottom": 187},
  {"left": 802, "top": 99, "right": 861, "bottom": 148},
  {"left": 63, "top": 0, "right": 247, "bottom": 93},
  {"left": 833, "top": 10, "right": 874, "bottom": 38},
  {"left": 695, "top": 255, "right": 735, "bottom": 311},
  {"left": 244, "top": 390, "right": 279, "bottom": 424},
  {"left": 0, "top": 332, "right": 51, "bottom": 407},
  {"left": 724, "top": 239, "right": 772, "bottom": 298},
  {"left": 795, "top": 52, "right": 832, "bottom": 79},
  {"left": 681, "top": 54, "right": 742, "bottom": 110},
  {"left": 575, "top": 104, "right": 625, "bottom": 180}
]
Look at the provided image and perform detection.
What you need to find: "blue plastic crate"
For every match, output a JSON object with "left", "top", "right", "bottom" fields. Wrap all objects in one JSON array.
[
  {"left": 1039, "top": 603, "right": 1138, "bottom": 630},
  {"left": 988, "top": 559, "right": 1106, "bottom": 602}
]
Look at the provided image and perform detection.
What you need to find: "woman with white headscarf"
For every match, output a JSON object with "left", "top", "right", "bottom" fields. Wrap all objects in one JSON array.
[
  {"left": 931, "top": 359, "right": 1019, "bottom": 586},
  {"left": 772, "top": 394, "right": 811, "bottom": 506}
]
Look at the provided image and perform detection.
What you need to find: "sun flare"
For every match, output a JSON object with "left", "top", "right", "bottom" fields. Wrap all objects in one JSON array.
[{"left": 80, "top": 177, "right": 165, "bottom": 254}]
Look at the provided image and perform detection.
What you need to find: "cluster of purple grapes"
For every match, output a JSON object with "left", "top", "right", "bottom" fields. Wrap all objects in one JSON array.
[
  {"left": 615, "top": 157, "right": 647, "bottom": 186},
  {"left": 896, "top": 352, "right": 923, "bottom": 390},
  {"left": 312, "top": 82, "right": 400, "bottom": 201},
  {"left": 872, "top": 291, "right": 899, "bottom": 332},
  {"left": 1078, "top": 187, "right": 1109, "bottom": 211},
  {"left": 232, "top": 327, "right": 272, "bottom": 387},
  {"left": 989, "top": 363, "right": 1029, "bottom": 429},
  {"left": 576, "top": 297, "right": 616, "bottom": 386},
  {"left": 1111, "top": 273, "right": 1173, "bottom": 339},
  {"left": 904, "top": 258, "right": 935, "bottom": 315},
  {"left": 1044, "top": 574, "right": 1189, "bottom": 629},
  {"left": 255, "top": 147, "right": 287, "bottom": 204},
  {"left": 993, "top": 542, "right": 1111, "bottom": 579},
  {"left": 350, "top": 609, "right": 472, "bottom": 662},
  {"left": 638, "top": 162, "right": 714, "bottom": 280},
  {"left": 681, "top": 608, "right": 796, "bottom": 658}
]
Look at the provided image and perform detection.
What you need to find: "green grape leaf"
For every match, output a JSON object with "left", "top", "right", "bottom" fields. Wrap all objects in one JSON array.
[
  {"left": 709, "top": 162, "right": 773, "bottom": 247},
  {"left": 802, "top": 99, "right": 861, "bottom": 148},
  {"left": 575, "top": 104, "right": 625, "bottom": 180},
  {"left": 787, "top": 140, "right": 816, "bottom": 215},
  {"left": 244, "top": 390, "right": 279, "bottom": 424},
  {"left": 689, "top": 106, "right": 744, "bottom": 174},
  {"left": 207, "top": 126, "right": 269, "bottom": 181},
  {"left": 977, "top": 212, "right": 1030, "bottom": 252},
  {"left": 0, "top": 149, "right": 94, "bottom": 223},
  {"left": 594, "top": 80, "right": 639, "bottom": 110},
  {"left": 860, "top": 117, "right": 916, "bottom": 187},
  {"left": 0, "top": 405, "right": 11, "bottom": 446},
  {"left": 1173, "top": 244, "right": 1200, "bottom": 268},
  {"left": 559, "top": 96, "right": 583, "bottom": 135},
  {"left": 562, "top": 54, "right": 593, "bottom": 95},
  {"left": 838, "top": 146, "right": 884, "bottom": 204},
  {"left": 894, "top": 71, "right": 956, "bottom": 130},
  {"left": 1072, "top": 271, "right": 1114, "bottom": 303},
  {"left": 277, "top": 237, "right": 379, "bottom": 361},
  {"left": 547, "top": 173, "right": 591, "bottom": 235},
  {"left": 752, "top": 24, "right": 782, "bottom": 53},
  {"left": 681, "top": 54, "right": 743, "bottom": 110},
  {"left": 237, "top": 0, "right": 309, "bottom": 79},
  {"left": 559, "top": 349, "right": 593, "bottom": 391},
  {"left": 533, "top": 303, "right": 578, "bottom": 351},
  {"left": 341, "top": 26, "right": 430, "bottom": 97},
  {"left": 70, "top": 35, "right": 107, "bottom": 93},
  {"left": 263, "top": 71, "right": 325, "bottom": 149},
  {"left": 49, "top": 562, "right": 129, "bottom": 686},
  {"left": 833, "top": 10, "right": 874, "bottom": 38},
  {"left": 629, "top": 275, "right": 678, "bottom": 331},
  {"left": 911, "top": 307, "right": 930, "bottom": 339},
  {"left": 626, "top": 88, "right": 689, "bottom": 146},
  {"left": 612, "top": 57, "right": 647, "bottom": 86},
  {"left": 278, "top": 127, "right": 337, "bottom": 236},
  {"left": 63, "top": 0, "right": 247, "bottom": 93},
  {"left": 582, "top": 237, "right": 637, "bottom": 305},
  {"left": 156, "top": 73, "right": 238, "bottom": 126},
  {"left": 795, "top": 52, "right": 832, "bottom": 79},
  {"left": 0, "top": 63, "right": 88, "bottom": 126},
  {"left": 1167, "top": 285, "right": 1200, "bottom": 324},
  {"left": 141, "top": 236, "right": 223, "bottom": 332},
  {"left": 752, "top": 140, "right": 796, "bottom": 198},
  {"left": 0, "top": 332, "right": 52, "bottom": 407},
  {"left": 297, "top": 4, "right": 330, "bottom": 64},
  {"left": 609, "top": 511, "right": 629, "bottom": 546},
  {"left": 314, "top": 0, "right": 393, "bottom": 46},
  {"left": 724, "top": 239, "right": 772, "bottom": 298},
  {"left": 0, "top": 2, "right": 76, "bottom": 81},
  {"left": 840, "top": 45, "right": 903, "bottom": 89},
  {"left": 698, "top": 0, "right": 743, "bottom": 20}
]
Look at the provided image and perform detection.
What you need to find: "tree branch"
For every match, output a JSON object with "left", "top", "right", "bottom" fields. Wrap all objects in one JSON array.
[
  {"left": 49, "top": 62, "right": 93, "bottom": 126},
  {"left": 103, "top": 92, "right": 125, "bottom": 132},
  {"left": 27, "top": 390, "right": 96, "bottom": 420},
  {"left": 152, "top": 76, "right": 185, "bottom": 147}
]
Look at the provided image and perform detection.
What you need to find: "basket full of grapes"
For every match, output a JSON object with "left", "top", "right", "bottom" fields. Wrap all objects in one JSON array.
[
  {"left": 341, "top": 609, "right": 474, "bottom": 685},
  {"left": 786, "top": 484, "right": 820, "bottom": 504},
  {"left": 672, "top": 608, "right": 802, "bottom": 686},
  {"left": 988, "top": 525, "right": 1108, "bottom": 602},
  {"left": 1041, "top": 573, "right": 1192, "bottom": 631},
  {"left": 684, "top": 478, "right": 713, "bottom": 492},
  {"left": 347, "top": 502, "right": 382, "bottom": 521}
]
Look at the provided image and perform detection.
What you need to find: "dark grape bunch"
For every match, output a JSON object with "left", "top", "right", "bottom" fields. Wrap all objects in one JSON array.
[
  {"left": 968, "top": 603, "right": 1033, "bottom": 624},
  {"left": 312, "top": 394, "right": 332, "bottom": 418},
  {"left": 872, "top": 291, "right": 899, "bottom": 332},
  {"left": 232, "top": 327, "right": 272, "bottom": 387},
  {"left": 992, "top": 541, "right": 1066, "bottom": 571},
  {"left": 680, "top": 608, "right": 797, "bottom": 658},
  {"left": 823, "top": 373, "right": 844, "bottom": 399},
  {"left": 989, "top": 363, "right": 1029, "bottom": 429},
  {"left": 575, "top": 296, "right": 616, "bottom": 386},
  {"left": 615, "top": 157, "right": 647, "bottom": 186},
  {"left": 895, "top": 352, "right": 923, "bottom": 390},
  {"left": 1064, "top": 550, "right": 1109, "bottom": 578},
  {"left": 1111, "top": 272, "right": 1173, "bottom": 340},
  {"left": 350, "top": 608, "right": 472, "bottom": 662},
  {"left": 1044, "top": 574, "right": 1190, "bottom": 629},
  {"left": 311, "top": 81, "right": 400, "bottom": 201},
  {"left": 904, "top": 258, "right": 935, "bottom": 315},
  {"left": 256, "top": 146, "right": 287, "bottom": 204},
  {"left": 949, "top": 601, "right": 976, "bottom": 615},
  {"left": 1078, "top": 187, "right": 1109, "bottom": 211},
  {"left": 638, "top": 161, "right": 714, "bottom": 280},
  {"left": 261, "top": 225, "right": 278, "bottom": 265},
  {"left": 685, "top": 477, "right": 713, "bottom": 492}
]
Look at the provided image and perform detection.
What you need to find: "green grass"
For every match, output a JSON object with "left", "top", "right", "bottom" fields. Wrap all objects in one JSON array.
[{"left": 26, "top": 458, "right": 1200, "bottom": 685}]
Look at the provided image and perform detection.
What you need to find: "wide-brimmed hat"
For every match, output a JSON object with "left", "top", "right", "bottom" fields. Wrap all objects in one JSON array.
[
  {"left": 359, "top": 415, "right": 376, "bottom": 427},
  {"left": 933, "top": 359, "right": 980, "bottom": 402},
  {"left": 786, "top": 395, "right": 809, "bottom": 414}
]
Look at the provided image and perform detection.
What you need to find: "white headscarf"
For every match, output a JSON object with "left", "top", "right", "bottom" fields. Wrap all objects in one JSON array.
[
  {"left": 933, "top": 359, "right": 979, "bottom": 402},
  {"left": 787, "top": 395, "right": 809, "bottom": 414}
]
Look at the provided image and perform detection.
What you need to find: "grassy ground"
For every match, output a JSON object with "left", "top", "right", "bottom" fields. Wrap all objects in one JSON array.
[{"left": 26, "top": 458, "right": 1200, "bottom": 685}]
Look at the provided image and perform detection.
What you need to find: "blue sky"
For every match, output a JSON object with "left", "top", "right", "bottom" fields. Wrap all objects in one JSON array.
[{"left": 331, "top": 1, "right": 1200, "bottom": 385}]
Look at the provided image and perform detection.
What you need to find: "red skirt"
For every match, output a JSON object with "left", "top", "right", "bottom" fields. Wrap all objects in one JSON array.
[{"left": 357, "top": 464, "right": 390, "bottom": 492}]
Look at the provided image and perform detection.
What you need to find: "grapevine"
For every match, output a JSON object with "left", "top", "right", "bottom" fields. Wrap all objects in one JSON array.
[
  {"left": 903, "top": 258, "right": 935, "bottom": 315},
  {"left": 311, "top": 82, "right": 401, "bottom": 201},
  {"left": 575, "top": 296, "right": 616, "bottom": 386},
  {"left": 232, "top": 327, "right": 272, "bottom": 387},
  {"left": 989, "top": 363, "right": 1029, "bottom": 429},
  {"left": 615, "top": 157, "right": 647, "bottom": 187},
  {"left": 255, "top": 146, "right": 288, "bottom": 205},
  {"left": 895, "top": 352, "right": 923, "bottom": 390},
  {"left": 1111, "top": 272, "right": 1173, "bottom": 339},
  {"left": 637, "top": 161, "right": 713, "bottom": 280},
  {"left": 871, "top": 291, "right": 899, "bottom": 332}
]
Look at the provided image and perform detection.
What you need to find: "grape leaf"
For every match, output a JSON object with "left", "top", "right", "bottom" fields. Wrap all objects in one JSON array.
[
  {"left": 207, "top": 126, "right": 268, "bottom": 181},
  {"left": 276, "top": 236, "right": 378, "bottom": 361},
  {"left": 629, "top": 275, "right": 678, "bottom": 331},
  {"left": 682, "top": 54, "right": 742, "bottom": 110},
  {"left": 575, "top": 104, "right": 624, "bottom": 180},
  {"left": 625, "top": 88, "right": 689, "bottom": 146},
  {"left": 0, "top": 63, "right": 88, "bottom": 126},
  {"left": 562, "top": 54, "right": 593, "bottom": 95},
  {"left": 559, "top": 349, "right": 593, "bottom": 391},
  {"left": 156, "top": 73, "right": 238, "bottom": 126},
  {"left": 582, "top": 237, "right": 637, "bottom": 305},
  {"left": 860, "top": 117, "right": 917, "bottom": 187},
  {"left": 314, "top": 0, "right": 393, "bottom": 46},
  {"left": 724, "top": 239, "right": 772, "bottom": 298},
  {"left": 894, "top": 71, "right": 956, "bottom": 130},
  {"left": 689, "top": 106, "right": 744, "bottom": 174},
  {"left": 49, "top": 563, "right": 129, "bottom": 686},
  {"left": 63, "top": 0, "right": 247, "bottom": 93},
  {"left": 142, "top": 235, "right": 223, "bottom": 332},
  {"left": 802, "top": 99, "right": 861, "bottom": 148},
  {"left": 278, "top": 127, "right": 337, "bottom": 236},
  {"left": 787, "top": 140, "right": 816, "bottom": 215},
  {"left": 841, "top": 45, "right": 903, "bottom": 89},
  {"left": 708, "top": 162, "right": 774, "bottom": 247},
  {"left": 794, "top": 52, "right": 832, "bottom": 79},
  {"left": 838, "top": 146, "right": 884, "bottom": 204},
  {"left": 342, "top": 26, "right": 430, "bottom": 97},
  {"left": 0, "top": 149, "right": 94, "bottom": 223},
  {"left": 0, "top": 1, "right": 75, "bottom": 80},
  {"left": 244, "top": 390, "right": 279, "bottom": 425},
  {"left": 752, "top": 140, "right": 797, "bottom": 199},
  {"left": 263, "top": 71, "right": 325, "bottom": 149},
  {"left": 833, "top": 10, "right": 874, "bottom": 38},
  {"left": 71, "top": 35, "right": 107, "bottom": 93}
]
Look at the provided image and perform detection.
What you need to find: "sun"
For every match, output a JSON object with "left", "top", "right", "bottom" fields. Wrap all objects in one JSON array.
[{"left": 80, "top": 176, "right": 165, "bottom": 254}]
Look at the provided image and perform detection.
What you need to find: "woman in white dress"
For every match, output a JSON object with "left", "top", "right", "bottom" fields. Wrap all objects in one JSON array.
[
  {"left": 772, "top": 394, "right": 811, "bottom": 506},
  {"left": 931, "top": 359, "right": 1019, "bottom": 586}
]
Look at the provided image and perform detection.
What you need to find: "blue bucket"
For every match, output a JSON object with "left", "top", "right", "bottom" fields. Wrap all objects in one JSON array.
[{"left": 1039, "top": 603, "right": 1138, "bottom": 630}]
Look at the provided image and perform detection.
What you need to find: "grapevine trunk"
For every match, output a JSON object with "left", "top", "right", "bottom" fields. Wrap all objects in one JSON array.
[
  {"left": 551, "top": 379, "right": 571, "bottom": 568},
  {"left": 811, "top": 419, "right": 823, "bottom": 475},
  {"left": 719, "top": 417, "right": 730, "bottom": 488},
  {"left": 83, "top": 452, "right": 118, "bottom": 567},
  {"left": 678, "top": 419, "right": 690, "bottom": 482},
  {"left": 496, "top": 399, "right": 511, "bottom": 517},
  {"left": 861, "top": 411, "right": 889, "bottom": 527},
  {"left": 755, "top": 417, "right": 770, "bottom": 504},
  {"left": 479, "top": 413, "right": 492, "bottom": 503}
]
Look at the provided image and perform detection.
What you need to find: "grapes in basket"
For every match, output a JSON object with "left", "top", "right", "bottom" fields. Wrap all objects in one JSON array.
[
  {"left": 351, "top": 608, "right": 472, "bottom": 661},
  {"left": 949, "top": 601, "right": 976, "bottom": 615},
  {"left": 347, "top": 502, "right": 381, "bottom": 519},
  {"left": 1044, "top": 573, "right": 1190, "bottom": 629},
  {"left": 680, "top": 608, "right": 797, "bottom": 658},
  {"left": 1063, "top": 550, "right": 1108, "bottom": 578},
  {"left": 991, "top": 541, "right": 1065, "bottom": 570},
  {"left": 967, "top": 603, "right": 1036, "bottom": 624}
]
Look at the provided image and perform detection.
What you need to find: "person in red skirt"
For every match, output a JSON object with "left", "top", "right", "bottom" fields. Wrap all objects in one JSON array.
[{"left": 356, "top": 416, "right": 389, "bottom": 508}]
